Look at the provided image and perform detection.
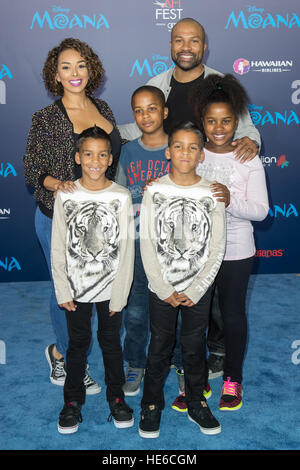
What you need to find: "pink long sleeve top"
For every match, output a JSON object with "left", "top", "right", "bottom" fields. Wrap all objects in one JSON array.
[{"left": 196, "top": 148, "right": 269, "bottom": 261}]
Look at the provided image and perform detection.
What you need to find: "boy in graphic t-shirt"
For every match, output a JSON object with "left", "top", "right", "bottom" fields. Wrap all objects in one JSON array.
[
  {"left": 51, "top": 126, "right": 135, "bottom": 434},
  {"left": 138, "top": 121, "right": 226, "bottom": 438},
  {"left": 116, "top": 85, "right": 170, "bottom": 396}
]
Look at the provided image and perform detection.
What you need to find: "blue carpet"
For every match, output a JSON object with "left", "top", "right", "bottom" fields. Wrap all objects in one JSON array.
[{"left": 0, "top": 274, "right": 299, "bottom": 451}]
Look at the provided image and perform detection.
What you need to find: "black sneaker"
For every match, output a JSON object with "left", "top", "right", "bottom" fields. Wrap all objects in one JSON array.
[
  {"left": 45, "top": 344, "right": 66, "bottom": 386},
  {"left": 188, "top": 401, "right": 221, "bottom": 435},
  {"left": 139, "top": 405, "right": 161, "bottom": 439},
  {"left": 57, "top": 401, "right": 82, "bottom": 434},
  {"left": 108, "top": 398, "right": 134, "bottom": 428},
  {"left": 208, "top": 353, "right": 224, "bottom": 379}
]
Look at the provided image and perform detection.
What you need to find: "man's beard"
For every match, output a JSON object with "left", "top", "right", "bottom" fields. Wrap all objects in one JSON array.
[{"left": 172, "top": 53, "right": 202, "bottom": 72}]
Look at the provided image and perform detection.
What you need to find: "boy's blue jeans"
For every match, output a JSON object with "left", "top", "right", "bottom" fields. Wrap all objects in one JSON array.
[{"left": 123, "top": 240, "right": 150, "bottom": 369}]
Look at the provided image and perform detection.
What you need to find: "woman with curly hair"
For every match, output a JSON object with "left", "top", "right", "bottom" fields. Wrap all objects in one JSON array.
[{"left": 24, "top": 38, "right": 122, "bottom": 393}]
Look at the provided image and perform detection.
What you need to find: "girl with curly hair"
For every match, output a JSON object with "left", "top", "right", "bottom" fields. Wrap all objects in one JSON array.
[
  {"left": 24, "top": 38, "right": 122, "bottom": 393},
  {"left": 171, "top": 74, "right": 269, "bottom": 413}
]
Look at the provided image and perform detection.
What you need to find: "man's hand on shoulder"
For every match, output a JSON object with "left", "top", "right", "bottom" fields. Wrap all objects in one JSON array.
[{"left": 232, "top": 136, "right": 259, "bottom": 163}]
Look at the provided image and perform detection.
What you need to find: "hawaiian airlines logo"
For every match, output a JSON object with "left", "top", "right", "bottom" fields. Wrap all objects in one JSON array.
[
  {"left": 225, "top": 6, "right": 300, "bottom": 30},
  {"left": 153, "top": 0, "right": 183, "bottom": 30},
  {"left": 233, "top": 58, "right": 293, "bottom": 75},
  {"left": 130, "top": 54, "right": 174, "bottom": 78},
  {"left": 233, "top": 59, "right": 250, "bottom": 75},
  {"left": 30, "top": 6, "right": 109, "bottom": 30},
  {"left": 0, "top": 64, "right": 12, "bottom": 105},
  {"left": 249, "top": 104, "right": 299, "bottom": 126}
]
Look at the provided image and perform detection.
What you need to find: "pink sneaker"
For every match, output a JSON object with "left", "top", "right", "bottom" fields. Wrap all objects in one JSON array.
[{"left": 219, "top": 377, "right": 243, "bottom": 411}]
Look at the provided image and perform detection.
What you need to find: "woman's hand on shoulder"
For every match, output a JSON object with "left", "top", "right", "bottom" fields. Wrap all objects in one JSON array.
[
  {"left": 57, "top": 180, "right": 77, "bottom": 193},
  {"left": 43, "top": 176, "right": 77, "bottom": 194}
]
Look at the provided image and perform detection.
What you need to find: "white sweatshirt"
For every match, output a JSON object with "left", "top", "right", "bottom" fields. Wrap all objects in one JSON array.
[{"left": 51, "top": 180, "right": 135, "bottom": 312}]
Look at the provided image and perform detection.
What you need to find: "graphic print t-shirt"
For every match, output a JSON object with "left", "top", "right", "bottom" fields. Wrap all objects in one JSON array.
[
  {"left": 118, "top": 138, "right": 171, "bottom": 236},
  {"left": 51, "top": 181, "right": 134, "bottom": 310},
  {"left": 140, "top": 175, "right": 226, "bottom": 304}
]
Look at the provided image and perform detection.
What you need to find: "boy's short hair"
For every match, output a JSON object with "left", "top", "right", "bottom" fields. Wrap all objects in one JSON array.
[
  {"left": 168, "top": 121, "right": 204, "bottom": 148},
  {"left": 77, "top": 125, "right": 112, "bottom": 153},
  {"left": 131, "top": 85, "right": 166, "bottom": 108}
]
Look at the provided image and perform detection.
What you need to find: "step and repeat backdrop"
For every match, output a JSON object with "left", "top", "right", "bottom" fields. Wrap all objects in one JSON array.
[{"left": 0, "top": 0, "right": 299, "bottom": 282}]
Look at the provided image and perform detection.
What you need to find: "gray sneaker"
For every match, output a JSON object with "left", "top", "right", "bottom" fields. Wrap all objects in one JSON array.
[
  {"left": 123, "top": 367, "right": 144, "bottom": 396},
  {"left": 208, "top": 354, "right": 224, "bottom": 380}
]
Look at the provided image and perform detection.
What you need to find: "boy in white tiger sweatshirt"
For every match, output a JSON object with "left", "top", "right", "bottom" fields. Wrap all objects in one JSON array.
[
  {"left": 138, "top": 122, "right": 226, "bottom": 438},
  {"left": 51, "top": 126, "right": 135, "bottom": 434}
]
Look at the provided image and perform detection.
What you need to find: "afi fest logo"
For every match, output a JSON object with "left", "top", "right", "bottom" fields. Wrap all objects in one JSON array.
[
  {"left": 154, "top": 0, "right": 183, "bottom": 30},
  {"left": 225, "top": 5, "right": 300, "bottom": 29},
  {"left": 30, "top": 5, "right": 109, "bottom": 30},
  {"left": 0, "top": 64, "right": 12, "bottom": 105}
]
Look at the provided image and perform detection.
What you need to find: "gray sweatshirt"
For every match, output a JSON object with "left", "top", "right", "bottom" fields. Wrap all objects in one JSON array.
[
  {"left": 51, "top": 180, "right": 135, "bottom": 312},
  {"left": 139, "top": 174, "right": 226, "bottom": 304}
]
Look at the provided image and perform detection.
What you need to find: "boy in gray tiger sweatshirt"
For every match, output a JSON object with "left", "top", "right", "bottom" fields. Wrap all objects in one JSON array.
[
  {"left": 138, "top": 122, "right": 226, "bottom": 438},
  {"left": 51, "top": 126, "right": 135, "bottom": 434}
]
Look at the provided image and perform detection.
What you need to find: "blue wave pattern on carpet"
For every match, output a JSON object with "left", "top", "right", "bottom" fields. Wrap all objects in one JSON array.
[{"left": 0, "top": 274, "right": 299, "bottom": 450}]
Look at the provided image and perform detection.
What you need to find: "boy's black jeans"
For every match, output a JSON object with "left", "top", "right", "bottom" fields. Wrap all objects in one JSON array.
[
  {"left": 141, "top": 286, "right": 213, "bottom": 410},
  {"left": 64, "top": 300, "right": 125, "bottom": 405}
]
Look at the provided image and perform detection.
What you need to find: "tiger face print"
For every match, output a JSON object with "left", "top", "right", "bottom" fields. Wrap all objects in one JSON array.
[
  {"left": 63, "top": 199, "right": 121, "bottom": 302},
  {"left": 152, "top": 192, "right": 214, "bottom": 292}
]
